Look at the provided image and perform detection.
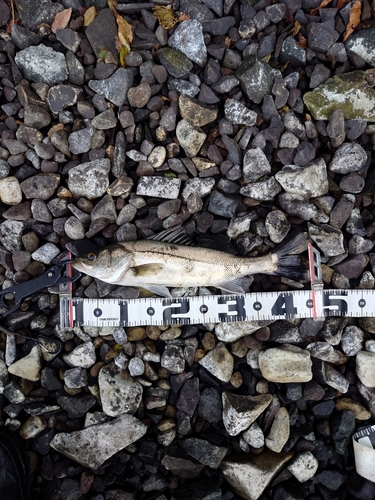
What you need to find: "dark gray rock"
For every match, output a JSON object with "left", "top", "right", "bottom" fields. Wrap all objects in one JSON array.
[
  {"left": 307, "top": 21, "right": 340, "bottom": 53},
  {"left": 15, "top": 45, "right": 68, "bottom": 85},
  {"left": 158, "top": 47, "right": 193, "bottom": 78},
  {"left": 198, "top": 388, "right": 222, "bottom": 424},
  {"left": 179, "top": 438, "right": 228, "bottom": 469},
  {"left": 11, "top": 24, "right": 42, "bottom": 49},
  {"left": 346, "top": 27, "right": 375, "bottom": 67},
  {"left": 85, "top": 8, "right": 118, "bottom": 57},
  {"left": 14, "top": 0, "right": 63, "bottom": 30},
  {"left": 55, "top": 28, "right": 81, "bottom": 53},
  {"left": 331, "top": 410, "right": 356, "bottom": 455},
  {"left": 235, "top": 56, "right": 281, "bottom": 104},
  {"left": 66, "top": 50, "right": 85, "bottom": 86},
  {"left": 89, "top": 68, "right": 134, "bottom": 107},
  {"left": 280, "top": 36, "right": 306, "bottom": 67},
  {"left": 20, "top": 173, "right": 60, "bottom": 200},
  {"left": 208, "top": 191, "right": 245, "bottom": 217},
  {"left": 179, "top": 0, "right": 215, "bottom": 22},
  {"left": 47, "top": 85, "right": 81, "bottom": 114}
]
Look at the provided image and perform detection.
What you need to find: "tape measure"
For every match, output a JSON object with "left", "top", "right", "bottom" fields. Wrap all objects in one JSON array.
[{"left": 59, "top": 244, "right": 375, "bottom": 328}]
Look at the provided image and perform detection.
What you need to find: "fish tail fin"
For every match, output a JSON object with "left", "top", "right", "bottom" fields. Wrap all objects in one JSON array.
[{"left": 273, "top": 230, "right": 308, "bottom": 281}]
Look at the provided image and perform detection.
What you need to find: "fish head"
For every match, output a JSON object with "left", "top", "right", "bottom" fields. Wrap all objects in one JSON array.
[{"left": 72, "top": 244, "right": 132, "bottom": 282}]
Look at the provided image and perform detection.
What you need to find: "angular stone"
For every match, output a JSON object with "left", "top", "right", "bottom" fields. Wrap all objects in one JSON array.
[
  {"left": 85, "top": 8, "right": 118, "bottom": 57},
  {"left": 63, "top": 342, "right": 96, "bottom": 369},
  {"left": 14, "top": 44, "right": 68, "bottom": 85},
  {"left": 180, "top": 438, "right": 228, "bottom": 469},
  {"left": 258, "top": 345, "right": 312, "bottom": 383},
  {"left": 50, "top": 414, "right": 147, "bottom": 469},
  {"left": 168, "top": 19, "right": 207, "bottom": 67},
  {"left": 224, "top": 99, "right": 257, "bottom": 126},
  {"left": 198, "top": 388, "right": 222, "bottom": 424},
  {"left": 199, "top": 342, "right": 234, "bottom": 382},
  {"left": 20, "top": 173, "right": 60, "bottom": 200},
  {"left": 329, "top": 142, "right": 367, "bottom": 174},
  {"left": 0, "top": 220, "right": 25, "bottom": 252},
  {"left": 24, "top": 104, "right": 51, "bottom": 129},
  {"left": 304, "top": 71, "right": 375, "bottom": 121},
  {"left": 308, "top": 223, "right": 345, "bottom": 258},
  {"left": 89, "top": 68, "right": 134, "bottom": 107},
  {"left": 47, "top": 84, "right": 81, "bottom": 113},
  {"left": 8, "top": 346, "right": 41, "bottom": 382},
  {"left": 68, "top": 159, "right": 110, "bottom": 199},
  {"left": 356, "top": 351, "right": 375, "bottom": 388},
  {"left": 265, "top": 407, "right": 289, "bottom": 453},
  {"left": 176, "top": 119, "right": 207, "bottom": 157},
  {"left": 221, "top": 451, "right": 293, "bottom": 500},
  {"left": 31, "top": 243, "right": 60, "bottom": 264},
  {"left": 335, "top": 397, "right": 371, "bottom": 420},
  {"left": 275, "top": 158, "right": 328, "bottom": 199},
  {"left": 243, "top": 422, "right": 264, "bottom": 449},
  {"left": 287, "top": 452, "right": 319, "bottom": 483},
  {"left": 157, "top": 47, "right": 193, "bottom": 78},
  {"left": 235, "top": 56, "right": 281, "bottom": 104},
  {"left": 182, "top": 177, "right": 215, "bottom": 201},
  {"left": 346, "top": 27, "right": 375, "bottom": 67},
  {"left": 179, "top": 95, "right": 218, "bottom": 127},
  {"left": 306, "top": 342, "right": 347, "bottom": 365},
  {"left": 55, "top": 28, "right": 81, "bottom": 52},
  {"left": 136, "top": 176, "right": 181, "bottom": 200},
  {"left": 222, "top": 392, "right": 272, "bottom": 436},
  {"left": 98, "top": 362, "right": 143, "bottom": 416},
  {"left": 13, "top": 0, "right": 62, "bottom": 30},
  {"left": 240, "top": 176, "right": 282, "bottom": 201}
]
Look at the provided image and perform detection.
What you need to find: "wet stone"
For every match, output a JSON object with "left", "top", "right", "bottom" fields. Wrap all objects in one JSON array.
[
  {"left": 168, "top": 19, "right": 207, "bottom": 67},
  {"left": 345, "top": 27, "right": 375, "bottom": 67},
  {"left": 14, "top": 44, "right": 68, "bottom": 85}
]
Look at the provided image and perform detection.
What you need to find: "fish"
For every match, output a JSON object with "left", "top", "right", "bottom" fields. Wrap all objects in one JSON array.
[{"left": 72, "top": 228, "right": 306, "bottom": 298}]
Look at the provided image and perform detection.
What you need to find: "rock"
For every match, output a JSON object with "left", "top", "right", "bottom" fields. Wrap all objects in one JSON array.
[
  {"left": 14, "top": 0, "right": 62, "bottom": 30},
  {"left": 221, "top": 451, "right": 293, "bottom": 500},
  {"left": 303, "top": 71, "right": 375, "bottom": 121},
  {"left": 179, "top": 95, "right": 218, "bottom": 127},
  {"left": 127, "top": 83, "right": 152, "bottom": 108},
  {"left": 331, "top": 410, "right": 356, "bottom": 455},
  {"left": 88, "top": 68, "right": 134, "bottom": 107},
  {"left": 240, "top": 176, "right": 282, "bottom": 201},
  {"left": 0, "top": 177, "right": 22, "bottom": 205},
  {"left": 47, "top": 85, "right": 81, "bottom": 113},
  {"left": 157, "top": 47, "right": 193, "bottom": 78},
  {"left": 224, "top": 99, "right": 257, "bottom": 126},
  {"left": 63, "top": 342, "right": 96, "bottom": 369},
  {"left": 161, "top": 345, "right": 185, "bottom": 374},
  {"left": 172, "top": 479, "right": 222, "bottom": 500},
  {"left": 258, "top": 345, "right": 312, "bottom": 383},
  {"left": 168, "top": 20, "right": 207, "bottom": 67},
  {"left": 208, "top": 191, "right": 245, "bottom": 218},
  {"left": 306, "top": 342, "right": 347, "bottom": 365},
  {"left": 275, "top": 158, "right": 328, "bottom": 199},
  {"left": 68, "top": 159, "right": 110, "bottom": 199},
  {"left": 0, "top": 220, "right": 25, "bottom": 252},
  {"left": 50, "top": 414, "right": 147, "bottom": 469},
  {"left": 14, "top": 44, "right": 68, "bottom": 85},
  {"left": 8, "top": 346, "right": 42, "bottom": 382},
  {"left": 346, "top": 27, "right": 375, "bottom": 67},
  {"left": 327, "top": 109, "right": 345, "bottom": 147},
  {"left": 182, "top": 177, "right": 215, "bottom": 201},
  {"left": 91, "top": 108, "right": 117, "bottom": 129},
  {"left": 341, "top": 326, "right": 364, "bottom": 356},
  {"left": 243, "top": 422, "right": 265, "bottom": 449},
  {"left": 98, "top": 362, "right": 143, "bottom": 416},
  {"left": 335, "top": 397, "right": 371, "bottom": 420},
  {"left": 179, "top": 438, "right": 228, "bottom": 469},
  {"left": 31, "top": 243, "right": 60, "bottom": 264},
  {"left": 265, "top": 407, "right": 290, "bottom": 453},
  {"left": 199, "top": 342, "right": 234, "bottom": 382},
  {"left": 243, "top": 148, "right": 271, "bottom": 183},
  {"left": 136, "top": 176, "right": 181, "bottom": 200},
  {"left": 287, "top": 452, "right": 319, "bottom": 483},
  {"left": 308, "top": 223, "right": 345, "bottom": 257},
  {"left": 85, "top": 8, "right": 118, "bottom": 57},
  {"left": 280, "top": 36, "right": 306, "bottom": 66},
  {"left": 329, "top": 142, "right": 367, "bottom": 174},
  {"left": 19, "top": 415, "right": 47, "bottom": 439},
  {"left": 235, "top": 56, "right": 281, "bottom": 104},
  {"left": 198, "top": 387, "right": 222, "bottom": 424},
  {"left": 55, "top": 28, "right": 81, "bottom": 53},
  {"left": 321, "top": 362, "right": 349, "bottom": 393},
  {"left": 23, "top": 105, "right": 51, "bottom": 129},
  {"left": 20, "top": 173, "right": 60, "bottom": 200},
  {"left": 64, "top": 367, "right": 87, "bottom": 389},
  {"left": 222, "top": 392, "right": 272, "bottom": 436},
  {"left": 161, "top": 447, "right": 204, "bottom": 478},
  {"left": 356, "top": 351, "right": 375, "bottom": 388},
  {"left": 176, "top": 119, "right": 207, "bottom": 157},
  {"left": 265, "top": 211, "right": 291, "bottom": 243},
  {"left": 308, "top": 21, "right": 339, "bottom": 53}
]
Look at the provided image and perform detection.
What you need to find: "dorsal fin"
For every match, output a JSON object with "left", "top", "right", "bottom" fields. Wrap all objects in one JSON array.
[
  {"left": 147, "top": 227, "right": 194, "bottom": 246},
  {"left": 196, "top": 234, "right": 238, "bottom": 255}
]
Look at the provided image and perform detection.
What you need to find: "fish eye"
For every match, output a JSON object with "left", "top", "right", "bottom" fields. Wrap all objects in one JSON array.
[{"left": 87, "top": 252, "right": 97, "bottom": 262}]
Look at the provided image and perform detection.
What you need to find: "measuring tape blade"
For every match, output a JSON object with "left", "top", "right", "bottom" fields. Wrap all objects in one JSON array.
[{"left": 59, "top": 288, "right": 375, "bottom": 328}]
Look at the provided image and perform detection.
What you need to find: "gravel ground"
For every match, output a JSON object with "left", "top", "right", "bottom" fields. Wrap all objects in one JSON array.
[{"left": 1, "top": 0, "right": 375, "bottom": 499}]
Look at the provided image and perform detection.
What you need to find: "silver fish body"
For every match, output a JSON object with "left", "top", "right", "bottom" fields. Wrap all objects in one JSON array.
[{"left": 72, "top": 232, "right": 305, "bottom": 297}]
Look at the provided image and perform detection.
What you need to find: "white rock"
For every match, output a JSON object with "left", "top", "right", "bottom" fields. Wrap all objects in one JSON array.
[
  {"left": 136, "top": 176, "right": 181, "bottom": 200},
  {"left": 226, "top": 213, "right": 252, "bottom": 239},
  {"left": 356, "top": 351, "right": 375, "bottom": 388},
  {"left": 287, "top": 451, "right": 319, "bottom": 482},
  {"left": 341, "top": 325, "right": 364, "bottom": 356},
  {"left": 98, "top": 362, "right": 143, "bottom": 416},
  {"left": 19, "top": 415, "right": 47, "bottom": 439},
  {"left": 258, "top": 345, "right": 312, "bottom": 383},
  {"left": 0, "top": 359, "right": 9, "bottom": 393},
  {"left": 243, "top": 422, "right": 265, "bottom": 448},
  {"left": 308, "top": 223, "right": 345, "bottom": 257},
  {"left": 68, "top": 159, "right": 110, "bottom": 200},
  {"left": 63, "top": 341, "right": 96, "bottom": 368},
  {"left": 239, "top": 176, "right": 282, "bottom": 201},
  {"left": 329, "top": 142, "right": 367, "bottom": 174},
  {"left": 266, "top": 407, "right": 290, "bottom": 453},
  {"left": 0, "top": 177, "right": 22, "bottom": 205},
  {"left": 243, "top": 147, "right": 271, "bottom": 183},
  {"left": 169, "top": 20, "right": 207, "bottom": 67},
  {"left": 222, "top": 392, "right": 272, "bottom": 436},
  {"left": 147, "top": 146, "right": 166, "bottom": 168},
  {"left": 182, "top": 177, "right": 215, "bottom": 201},
  {"left": 199, "top": 342, "right": 234, "bottom": 382},
  {"left": 8, "top": 346, "right": 42, "bottom": 382},
  {"left": 275, "top": 158, "right": 328, "bottom": 199},
  {"left": 224, "top": 99, "right": 257, "bottom": 126},
  {"left": 31, "top": 243, "right": 60, "bottom": 264},
  {"left": 176, "top": 119, "right": 207, "bottom": 157},
  {"left": 50, "top": 414, "right": 147, "bottom": 469}
]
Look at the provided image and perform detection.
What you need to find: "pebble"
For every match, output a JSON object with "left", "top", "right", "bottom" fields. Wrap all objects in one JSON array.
[
  {"left": 239, "top": 176, "right": 282, "bottom": 201},
  {"left": 235, "top": 55, "right": 281, "bottom": 104},
  {"left": 265, "top": 407, "right": 290, "bottom": 453},
  {"left": 31, "top": 243, "right": 60, "bottom": 264},
  {"left": 63, "top": 342, "right": 96, "bottom": 369},
  {"left": 198, "top": 387, "right": 222, "bottom": 424},
  {"left": 64, "top": 367, "right": 87, "bottom": 389},
  {"left": 91, "top": 108, "right": 117, "bottom": 129},
  {"left": 346, "top": 27, "right": 375, "bottom": 67},
  {"left": 0, "top": 176, "right": 22, "bottom": 205},
  {"left": 23, "top": 105, "right": 51, "bottom": 129},
  {"left": 50, "top": 414, "right": 147, "bottom": 469},
  {"left": 20, "top": 173, "right": 60, "bottom": 200},
  {"left": 128, "top": 83, "right": 152, "bottom": 108},
  {"left": 47, "top": 84, "right": 81, "bottom": 113},
  {"left": 0, "top": 220, "right": 25, "bottom": 252},
  {"left": 168, "top": 20, "right": 207, "bottom": 67},
  {"left": 98, "top": 362, "right": 143, "bottom": 416},
  {"left": 243, "top": 147, "right": 271, "bottom": 183},
  {"left": 222, "top": 392, "right": 272, "bottom": 436},
  {"left": 176, "top": 119, "right": 207, "bottom": 157},
  {"left": 329, "top": 142, "right": 367, "bottom": 174},
  {"left": 356, "top": 351, "right": 375, "bottom": 388},
  {"left": 128, "top": 357, "right": 144, "bottom": 377},
  {"left": 287, "top": 451, "right": 319, "bottom": 483},
  {"left": 308, "top": 223, "right": 345, "bottom": 257},
  {"left": 88, "top": 68, "right": 134, "bottom": 107},
  {"left": 157, "top": 47, "right": 193, "bottom": 78},
  {"left": 68, "top": 159, "right": 110, "bottom": 199},
  {"left": 243, "top": 421, "right": 264, "bottom": 448},
  {"left": 14, "top": 44, "right": 68, "bottom": 85},
  {"left": 258, "top": 345, "right": 312, "bottom": 383},
  {"left": 160, "top": 345, "right": 185, "bottom": 374},
  {"left": 341, "top": 326, "right": 364, "bottom": 356},
  {"left": 306, "top": 342, "right": 348, "bottom": 365},
  {"left": 199, "top": 342, "right": 234, "bottom": 382},
  {"left": 275, "top": 158, "right": 328, "bottom": 199},
  {"left": 179, "top": 438, "right": 228, "bottom": 469},
  {"left": 8, "top": 346, "right": 42, "bottom": 382},
  {"left": 136, "top": 176, "right": 181, "bottom": 200},
  {"left": 265, "top": 210, "right": 290, "bottom": 244},
  {"left": 224, "top": 99, "right": 257, "bottom": 126},
  {"left": 179, "top": 95, "right": 218, "bottom": 127}
]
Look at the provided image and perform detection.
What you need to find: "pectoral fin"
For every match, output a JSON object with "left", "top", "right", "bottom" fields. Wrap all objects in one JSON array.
[
  {"left": 217, "top": 278, "right": 246, "bottom": 294},
  {"left": 140, "top": 285, "right": 171, "bottom": 297},
  {"left": 130, "top": 263, "right": 164, "bottom": 276}
]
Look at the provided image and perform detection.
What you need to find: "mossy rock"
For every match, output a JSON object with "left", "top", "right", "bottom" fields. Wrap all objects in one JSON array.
[{"left": 303, "top": 71, "right": 375, "bottom": 121}]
